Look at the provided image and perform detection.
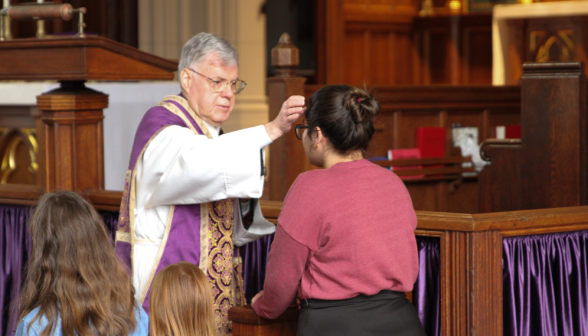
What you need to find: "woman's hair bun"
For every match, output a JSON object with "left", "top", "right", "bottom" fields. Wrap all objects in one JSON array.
[{"left": 343, "top": 88, "right": 379, "bottom": 124}]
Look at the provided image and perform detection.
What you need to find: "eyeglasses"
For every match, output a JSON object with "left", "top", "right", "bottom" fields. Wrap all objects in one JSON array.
[
  {"left": 294, "top": 124, "right": 310, "bottom": 140},
  {"left": 187, "top": 68, "right": 247, "bottom": 94}
]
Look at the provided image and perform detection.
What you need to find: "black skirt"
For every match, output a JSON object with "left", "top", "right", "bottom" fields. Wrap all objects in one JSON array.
[{"left": 297, "top": 290, "right": 427, "bottom": 336}]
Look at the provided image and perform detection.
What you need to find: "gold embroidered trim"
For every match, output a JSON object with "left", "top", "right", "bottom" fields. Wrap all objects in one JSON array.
[
  {"left": 158, "top": 96, "right": 214, "bottom": 277},
  {"left": 160, "top": 95, "right": 213, "bottom": 139},
  {"left": 139, "top": 204, "right": 174, "bottom": 305},
  {"left": 157, "top": 101, "right": 199, "bottom": 135},
  {"left": 199, "top": 203, "right": 209, "bottom": 275},
  {"left": 125, "top": 125, "right": 172, "bottom": 298},
  {"left": 116, "top": 169, "right": 132, "bottom": 235},
  {"left": 116, "top": 231, "right": 131, "bottom": 243}
]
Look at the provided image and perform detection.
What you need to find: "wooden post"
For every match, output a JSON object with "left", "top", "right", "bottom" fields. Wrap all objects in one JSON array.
[
  {"left": 267, "top": 33, "right": 306, "bottom": 201},
  {"left": 519, "top": 62, "right": 588, "bottom": 209},
  {"left": 37, "top": 81, "right": 107, "bottom": 192}
]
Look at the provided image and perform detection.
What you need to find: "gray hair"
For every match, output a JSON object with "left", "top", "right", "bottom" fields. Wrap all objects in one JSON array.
[{"left": 178, "top": 33, "right": 239, "bottom": 73}]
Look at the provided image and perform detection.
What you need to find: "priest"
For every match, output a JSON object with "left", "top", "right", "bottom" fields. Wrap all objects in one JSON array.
[{"left": 114, "top": 32, "right": 305, "bottom": 335}]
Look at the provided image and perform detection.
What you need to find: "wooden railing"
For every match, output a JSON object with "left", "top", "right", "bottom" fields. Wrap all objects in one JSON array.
[{"left": 228, "top": 202, "right": 588, "bottom": 336}]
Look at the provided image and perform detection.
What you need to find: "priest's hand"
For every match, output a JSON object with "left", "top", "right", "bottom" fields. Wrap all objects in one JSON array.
[
  {"left": 251, "top": 290, "right": 264, "bottom": 305},
  {"left": 265, "top": 95, "right": 306, "bottom": 141}
]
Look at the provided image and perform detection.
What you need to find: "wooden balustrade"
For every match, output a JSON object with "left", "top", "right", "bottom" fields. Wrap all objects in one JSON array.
[{"left": 229, "top": 202, "right": 588, "bottom": 336}]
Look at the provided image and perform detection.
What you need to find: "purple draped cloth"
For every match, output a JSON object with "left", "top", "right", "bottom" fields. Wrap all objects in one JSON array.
[
  {"left": 10, "top": 208, "right": 586, "bottom": 336},
  {"left": 1, "top": 205, "right": 443, "bottom": 336},
  {"left": 0, "top": 205, "right": 30, "bottom": 336},
  {"left": 239, "top": 233, "right": 441, "bottom": 336},
  {"left": 413, "top": 236, "right": 441, "bottom": 336},
  {"left": 503, "top": 230, "right": 588, "bottom": 336}
]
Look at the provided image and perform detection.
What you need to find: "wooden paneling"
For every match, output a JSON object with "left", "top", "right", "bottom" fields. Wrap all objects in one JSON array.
[
  {"left": 316, "top": 1, "right": 493, "bottom": 86},
  {"left": 414, "top": 13, "right": 493, "bottom": 85},
  {"left": 317, "top": 0, "right": 418, "bottom": 85},
  {"left": 463, "top": 26, "right": 492, "bottom": 84}
]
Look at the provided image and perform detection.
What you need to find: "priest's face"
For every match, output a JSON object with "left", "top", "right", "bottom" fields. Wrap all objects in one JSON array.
[{"left": 181, "top": 53, "right": 238, "bottom": 127}]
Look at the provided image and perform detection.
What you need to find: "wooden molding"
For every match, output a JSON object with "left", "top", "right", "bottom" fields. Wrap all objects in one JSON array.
[{"left": 0, "top": 36, "right": 177, "bottom": 81}]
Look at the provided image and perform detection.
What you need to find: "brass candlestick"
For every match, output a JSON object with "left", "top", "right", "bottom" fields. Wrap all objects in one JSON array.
[{"left": 0, "top": 3, "right": 86, "bottom": 41}]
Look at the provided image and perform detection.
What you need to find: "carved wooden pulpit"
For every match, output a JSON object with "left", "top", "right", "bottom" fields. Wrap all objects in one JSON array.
[{"left": 0, "top": 35, "right": 177, "bottom": 194}]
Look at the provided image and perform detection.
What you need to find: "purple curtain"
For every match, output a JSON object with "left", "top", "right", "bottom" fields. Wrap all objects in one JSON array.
[
  {"left": 239, "top": 233, "right": 441, "bottom": 336},
  {"left": 240, "top": 234, "right": 275, "bottom": 304},
  {"left": 413, "top": 236, "right": 441, "bottom": 336},
  {"left": 2, "top": 207, "right": 443, "bottom": 336},
  {"left": 0, "top": 205, "right": 31, "bottom": 336},
  {"left": 503, "top": 230, "right": 588, "bottom": 336}
]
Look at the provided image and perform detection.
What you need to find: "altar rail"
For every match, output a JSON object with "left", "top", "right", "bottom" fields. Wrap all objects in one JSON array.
[
  {"left": 228, "top": 202, "right": 588, "bottom": 336},
  {"left": 2, "top": 189, "right": 586, "bottom": 336}
]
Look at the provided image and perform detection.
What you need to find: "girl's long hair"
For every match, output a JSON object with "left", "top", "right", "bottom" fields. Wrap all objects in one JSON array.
[
  {"left": 150, "top": 262, "right": 217, "bottom": 336},
  {"left": 18, "top": 191, "right": 138, "bottom": 336}
]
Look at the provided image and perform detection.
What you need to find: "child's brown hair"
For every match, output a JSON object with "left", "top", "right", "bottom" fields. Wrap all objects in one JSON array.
[{"left": 149, "top": 262, "right": 217, "bottom": 336}]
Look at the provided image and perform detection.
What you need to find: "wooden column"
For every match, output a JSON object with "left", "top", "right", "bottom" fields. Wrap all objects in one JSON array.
[
  {"left": 267, "top": 33, "right": 306, "bottom": 201},
  {"left": 37, "top": 81, "right": 107, "bottom": 192},
  {"left": 519, "top": 62, "right": 588, "bottom": 209}
]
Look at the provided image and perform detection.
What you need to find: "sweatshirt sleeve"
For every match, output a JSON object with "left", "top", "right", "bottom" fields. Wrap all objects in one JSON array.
[{"left": 252, "top": 224, "right": 311, "bottom": 319}]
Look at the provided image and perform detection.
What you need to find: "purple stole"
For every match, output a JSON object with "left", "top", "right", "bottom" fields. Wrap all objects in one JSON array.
[{"left": 115, "top": 95, "right": 244, "bottom": 335}]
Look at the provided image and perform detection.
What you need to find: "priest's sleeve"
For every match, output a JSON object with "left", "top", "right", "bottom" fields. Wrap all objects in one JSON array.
[{"left": 252, "top": 224, "right": 311, "bottom": 319}]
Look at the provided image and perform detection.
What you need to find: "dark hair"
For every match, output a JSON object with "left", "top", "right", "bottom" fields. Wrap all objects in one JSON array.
[
  {"left": 306, "top": 85, "right": 379, "bottom": 157},
  {"left": 18, "top": 191, "right": 138, "bottom": 336}
]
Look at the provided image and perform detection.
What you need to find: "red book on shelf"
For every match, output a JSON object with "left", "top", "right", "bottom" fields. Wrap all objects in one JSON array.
[
  {"left": 387, "top": 148, "right": 424, "bottom": 179},
  {"left": 496, "top": 125, "right": 522, "bottom": 139},
  {"left": 505, "top": 125, "right": 521, "bottom": 139},
  {"left": 416, "top": 127, "right": 446, "bottom": 158}
]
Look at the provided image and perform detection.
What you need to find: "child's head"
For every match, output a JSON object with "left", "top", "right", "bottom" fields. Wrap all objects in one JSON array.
[
  {"left": 19, "top": 191, "right": 137, "bottom": 336},
  {"left": 150, "top": 262, "right": 217, "bottom": 336}
]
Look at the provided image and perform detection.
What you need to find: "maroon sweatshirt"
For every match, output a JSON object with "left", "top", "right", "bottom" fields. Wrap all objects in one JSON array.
[{"left": 253, "top": 159, "right": 419, "bottom": 319}]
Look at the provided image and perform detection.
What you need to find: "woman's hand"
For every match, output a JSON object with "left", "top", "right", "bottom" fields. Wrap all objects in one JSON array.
[{"left": 251, "top": 290, "right": 264, "bottom": 305}]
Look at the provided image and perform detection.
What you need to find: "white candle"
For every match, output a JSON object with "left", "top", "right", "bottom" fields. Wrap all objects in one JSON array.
[{"left": 3, "top": 0, "right": 9, "bottom": 9}]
